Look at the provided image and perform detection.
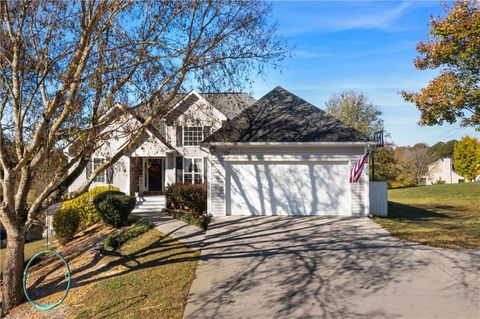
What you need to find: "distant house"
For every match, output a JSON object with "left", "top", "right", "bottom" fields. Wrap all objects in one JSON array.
[{"left": 421, "top": 158, "right": 466, "bottom": 185}]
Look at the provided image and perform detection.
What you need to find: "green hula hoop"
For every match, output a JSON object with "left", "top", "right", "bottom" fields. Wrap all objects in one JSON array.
[{"left": 23, "top": 249, "right": 71, "bottom": 311}]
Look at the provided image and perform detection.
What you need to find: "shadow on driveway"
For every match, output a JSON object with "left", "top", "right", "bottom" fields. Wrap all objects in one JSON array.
[{"left": 183, "top": 216, "right": 480, "bottom": 319}]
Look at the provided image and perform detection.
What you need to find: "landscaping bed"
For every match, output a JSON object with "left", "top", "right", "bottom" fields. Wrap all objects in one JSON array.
[
  {"left": 373, "top": 183, "right": 480, "bottom": 249},
  {"left": 104, "top": 219, "right": 153, "bottom": 250}
]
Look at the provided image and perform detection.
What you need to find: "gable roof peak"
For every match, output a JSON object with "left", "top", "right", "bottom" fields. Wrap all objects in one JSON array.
[{"left": 204, "top": 86, "right": 374, "bottom": 144}]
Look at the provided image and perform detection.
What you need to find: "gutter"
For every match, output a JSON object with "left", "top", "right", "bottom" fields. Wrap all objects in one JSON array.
[{"left": 203, "top": 141, "right": 378, "bottom": 148}]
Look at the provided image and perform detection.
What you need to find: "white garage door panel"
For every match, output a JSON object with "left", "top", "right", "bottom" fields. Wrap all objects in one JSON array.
[{"left": 227, "top": 162, "right": 350, "bottom": 216}]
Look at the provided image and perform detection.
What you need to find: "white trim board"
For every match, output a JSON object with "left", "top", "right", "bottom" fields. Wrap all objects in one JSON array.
[{"left": 207, "top": 141, "right": 377, "bottom": 147}]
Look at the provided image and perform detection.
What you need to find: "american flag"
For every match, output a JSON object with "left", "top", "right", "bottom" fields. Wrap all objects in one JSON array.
[{"left": 349, "top": 152, "right": 369, "bottom": 183}]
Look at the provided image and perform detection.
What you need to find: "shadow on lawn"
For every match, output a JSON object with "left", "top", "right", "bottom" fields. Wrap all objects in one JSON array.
[
  {"left": 384, "top": 201, "right": 451, "bottom": 220},
  {"left": 23, "top": 227, "right": 197, "bottom": 307}
]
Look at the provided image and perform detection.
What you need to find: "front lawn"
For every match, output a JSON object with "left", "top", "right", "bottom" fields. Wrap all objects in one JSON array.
[
  {"left": 72, "top": 229, "right": 199, "bottom": 319},
  {"left": 373, "top": 183, "right": 480, "bottom": 249},
  {"left": 4, "top": 226, "right": 199, "bottom": 319}
]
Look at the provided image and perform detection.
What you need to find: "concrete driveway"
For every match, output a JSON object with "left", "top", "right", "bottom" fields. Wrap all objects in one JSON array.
[{"left": 183, "top": 217, "right": 480, "bottom": 319}]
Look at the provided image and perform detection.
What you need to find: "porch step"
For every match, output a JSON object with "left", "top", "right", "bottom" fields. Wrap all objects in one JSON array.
[{"left": 133, "top": 195, "right": 166, "bottom": 213}]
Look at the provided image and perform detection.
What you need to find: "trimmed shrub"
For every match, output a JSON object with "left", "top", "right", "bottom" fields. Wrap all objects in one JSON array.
[
  {"left": 61, "top": 186, "right": 120, "bottom": 229},
  {"left": 104, "top": 221, "right": 153, "bottom": 250},
  {"left": 93, "top": 191, "right": 136, "bottom": 228},
  {"left": 165, "top": 183, "right": 207, "bottom": 216},
  {"left": 52, "top": 208, "right": 80, "bottom": 245}
]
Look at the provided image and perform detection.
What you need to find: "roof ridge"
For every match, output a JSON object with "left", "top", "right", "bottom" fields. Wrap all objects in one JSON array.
[{"left": 200, "top": 92, "right": 249, "bottom": 94}]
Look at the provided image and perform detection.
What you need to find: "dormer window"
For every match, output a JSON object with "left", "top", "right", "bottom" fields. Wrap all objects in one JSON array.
[{"left": 183, "top": 126, "right": 203, "bottom": 146}]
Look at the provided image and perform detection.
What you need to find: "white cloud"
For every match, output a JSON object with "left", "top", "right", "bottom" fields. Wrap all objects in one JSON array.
[
  {"left": 340, "top": 2, "right": 412, "bottom": 30},
  {"left": 276, "top": 1, "right": 416, "bottom": 35}
]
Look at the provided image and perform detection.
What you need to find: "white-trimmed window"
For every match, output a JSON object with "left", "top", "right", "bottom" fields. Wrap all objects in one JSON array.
[
  {"left": 86, "top": 158, "right": 111, "bottom": 183},
  {"left": 183, "top": 127, "right": 203, "bottom": 146},
  {"left": 93, "top": 158, "right": 106, "bottom": 183},
  {"left": 183, "top": 158, "right": 203, "bottom": 184}
]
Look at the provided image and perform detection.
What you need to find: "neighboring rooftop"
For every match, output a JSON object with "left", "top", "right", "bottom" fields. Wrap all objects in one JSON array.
[{"left": 204, "top": 86, "right": 373, "bottom": 143}]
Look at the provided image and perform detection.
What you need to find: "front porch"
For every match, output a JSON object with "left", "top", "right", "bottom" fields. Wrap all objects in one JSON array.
[{"left": 129, "top": 154, "right": 176, "bottom": 196}]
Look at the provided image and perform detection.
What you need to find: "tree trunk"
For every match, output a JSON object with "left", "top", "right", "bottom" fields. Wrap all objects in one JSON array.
[{"left": 1, "top": 225, "right": 25, "bottom": 315}]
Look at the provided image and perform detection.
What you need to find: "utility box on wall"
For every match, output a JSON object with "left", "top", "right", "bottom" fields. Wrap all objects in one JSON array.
[{"left": 369, "top": 182, "right": 388, "bottom": 216}]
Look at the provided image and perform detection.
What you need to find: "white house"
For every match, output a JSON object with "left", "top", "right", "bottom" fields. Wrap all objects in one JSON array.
[
  {"left": 421, "top": 157, "right": 467, "bottom": 185},
  {"left": 69, "top": 86, "right": 378, "bottom": 217}
]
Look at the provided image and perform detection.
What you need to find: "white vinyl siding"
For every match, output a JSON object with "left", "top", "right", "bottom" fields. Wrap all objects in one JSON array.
[
  {"left": 209, "top": 156, "right": 225, "bottom": 215},
  {"left": 68, "top": 159, "right": 87, "bottom": 192}
]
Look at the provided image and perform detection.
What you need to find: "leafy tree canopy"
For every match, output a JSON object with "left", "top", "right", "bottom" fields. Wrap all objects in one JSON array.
[
  {"left": 453, "top": 136, "right": 480, "bottom": 181},
  {"left": 429, "top": 140, "right": 458, "bottom": 159},
  {"left": 402, "top": 1, "right": 480, "bottom": 129},
  {"left": 370, "top": 146, "right": 399, "bottom": 183}
]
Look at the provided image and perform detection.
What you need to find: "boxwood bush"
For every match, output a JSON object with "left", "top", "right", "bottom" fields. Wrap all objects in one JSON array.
[
  {"left": 93, "top": 191, "right": 136, "bottom": 228},
  {"left": 52, "top": 208, "right": 80, "bottom": 245},
  {"left": 165, "top": 183, "right": 207, "bottom": 216},
  {"left": 61, "top": 186, "right": 120, "bottom": 229}
]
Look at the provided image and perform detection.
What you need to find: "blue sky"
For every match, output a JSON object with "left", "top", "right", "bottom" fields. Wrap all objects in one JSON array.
[{"left": 251, "top": 1, "right": 478, "bottom": 146}]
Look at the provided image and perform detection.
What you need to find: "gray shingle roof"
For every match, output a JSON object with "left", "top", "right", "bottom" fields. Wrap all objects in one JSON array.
[
  {"left": 203, "top": 86, "right": 374, "bottom": 143},
  {"left": 201, "top": 93, "right": 256, "bottom": 119},
  {"left": 129, "top": 92, "right": 255, "bottom": 127}
]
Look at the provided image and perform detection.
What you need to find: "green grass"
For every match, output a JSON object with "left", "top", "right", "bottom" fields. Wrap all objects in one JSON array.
[
  {"left": 373, "top": 183, "right": 480, "bottom": 249},
  {"left": 72, "top": 229, "right": 199, "bottom": 319},
  {"left": 0, "top": 237, "right": 51, "bottom": 263}
]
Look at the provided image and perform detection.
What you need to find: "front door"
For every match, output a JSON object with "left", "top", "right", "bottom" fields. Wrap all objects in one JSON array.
[{"left": 147, "top": 159, "right": 163, "bottom": 192}]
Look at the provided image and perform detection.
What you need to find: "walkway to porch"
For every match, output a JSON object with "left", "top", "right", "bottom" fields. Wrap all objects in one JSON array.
[{"left": 132, "top": 195, "right": 204, "bottom": 250}]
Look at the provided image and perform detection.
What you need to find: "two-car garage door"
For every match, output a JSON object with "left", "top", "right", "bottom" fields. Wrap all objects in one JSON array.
[{"left": 225, "top": 161, "right": 351, "bottom": 216}]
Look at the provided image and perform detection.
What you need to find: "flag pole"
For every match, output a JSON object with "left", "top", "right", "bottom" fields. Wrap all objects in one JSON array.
[{"left": 372, "top": 151, "right": 375, "bottom": 182}]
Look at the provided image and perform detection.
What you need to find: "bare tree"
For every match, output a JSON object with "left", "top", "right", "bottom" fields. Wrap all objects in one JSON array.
[
  {"left": 398, "top": 144, "right": 436, "bottom": 186},
  {"left": 0, "top": 0, "right": 287, "bottom": 313}
]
